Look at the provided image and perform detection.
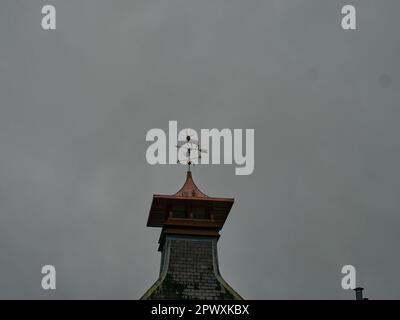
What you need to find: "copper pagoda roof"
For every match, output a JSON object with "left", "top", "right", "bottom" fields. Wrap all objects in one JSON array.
[{"left": 146, "top": 171, "right": 234, "bottom": 228}]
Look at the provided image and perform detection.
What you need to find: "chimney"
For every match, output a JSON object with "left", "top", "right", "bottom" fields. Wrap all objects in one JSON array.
[
  {"left": 354, "top": 287, "right": 367, "bottom": 300},
  {"left": 141, "top": 171, "right": 242, "bottom": 300}
]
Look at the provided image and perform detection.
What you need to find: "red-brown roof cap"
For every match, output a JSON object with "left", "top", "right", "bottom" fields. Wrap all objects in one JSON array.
[
  {"left": 172, "top": 171, "right": 208, "bottom": 198},
  {"left": 146, "top": 171, "right": 234, "bottom": 228}
]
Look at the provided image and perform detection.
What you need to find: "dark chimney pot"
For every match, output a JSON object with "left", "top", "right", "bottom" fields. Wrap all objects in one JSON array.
[{"left": 354, "top": 287, "right": 364, "bottom": 300}]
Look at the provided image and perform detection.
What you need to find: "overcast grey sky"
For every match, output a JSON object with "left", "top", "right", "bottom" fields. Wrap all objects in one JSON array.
[{"left": 0, "top": 0, "right": 399, "bottom": 299}]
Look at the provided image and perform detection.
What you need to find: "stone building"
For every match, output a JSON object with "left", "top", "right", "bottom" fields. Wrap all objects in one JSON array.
[{"left": 141, "top": 171, "right": 242, "bottom": 300}]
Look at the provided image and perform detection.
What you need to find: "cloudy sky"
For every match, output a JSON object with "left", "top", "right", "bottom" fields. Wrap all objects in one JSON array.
[{"left": 0, "top": 0, "right": 399, "bottom": 299}]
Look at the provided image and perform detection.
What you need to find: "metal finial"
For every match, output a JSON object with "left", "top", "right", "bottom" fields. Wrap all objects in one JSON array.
[{"left": 176, "top": 133, "right": 207, "bottom": 172}]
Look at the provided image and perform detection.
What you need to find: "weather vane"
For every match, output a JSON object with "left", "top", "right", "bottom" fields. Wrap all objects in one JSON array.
[{"left": 176, "top": 133, "right": 207, "bottom": 172}]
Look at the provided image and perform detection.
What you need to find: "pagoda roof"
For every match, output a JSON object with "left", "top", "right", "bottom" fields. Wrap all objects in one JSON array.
[
  {"left": 172, "top": 171, "right": 208, "bottom": 198},
  {"left": 146, "top": 171, "right": 234, "bottom": 228}
]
